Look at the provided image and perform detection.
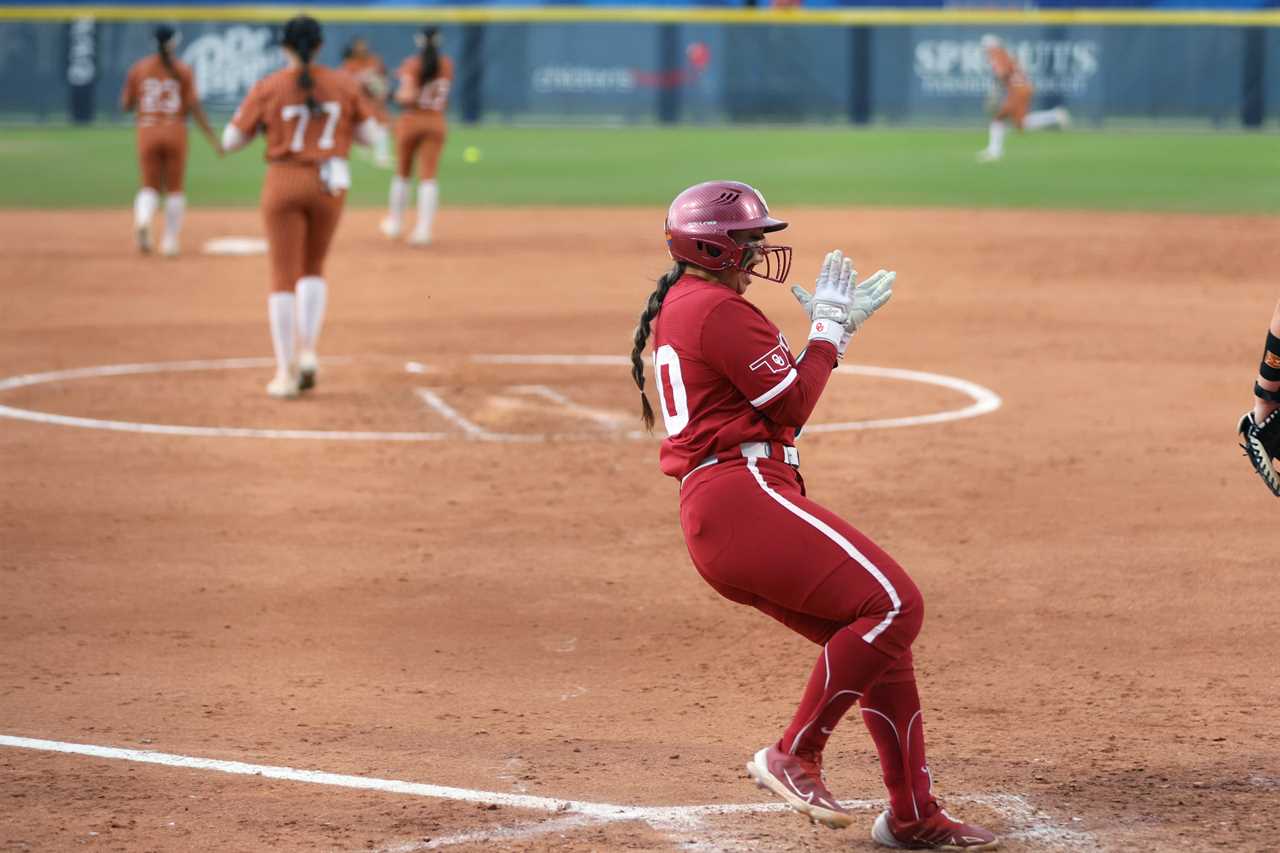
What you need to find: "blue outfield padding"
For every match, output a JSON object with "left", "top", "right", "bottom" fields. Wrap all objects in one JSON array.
[{"left": 0, "top": 17, "right": 1272, "bottom": 127}]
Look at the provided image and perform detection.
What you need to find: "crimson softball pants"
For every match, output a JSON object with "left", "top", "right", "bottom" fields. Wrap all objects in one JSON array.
[{"left": 678, "top": 457, "right": 923, "bottom": 660}]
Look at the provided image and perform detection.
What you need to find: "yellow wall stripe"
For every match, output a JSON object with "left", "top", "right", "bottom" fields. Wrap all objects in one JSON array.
[{"left": 2, "top": 4, "right": 1280, "bottom": 26}]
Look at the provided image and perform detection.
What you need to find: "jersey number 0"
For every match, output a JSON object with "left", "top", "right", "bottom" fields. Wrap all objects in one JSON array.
[{"left": 653, "top": 344, "right": 689, "bottom": 437}]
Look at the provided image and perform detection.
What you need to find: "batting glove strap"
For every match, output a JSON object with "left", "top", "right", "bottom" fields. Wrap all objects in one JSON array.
[{"left": 809, "top": 318, "right": 846, "bottom": 351}]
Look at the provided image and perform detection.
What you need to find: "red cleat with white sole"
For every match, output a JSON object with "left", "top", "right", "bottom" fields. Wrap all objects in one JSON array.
[
  {"left": 745, "top": 746, "right": 853, "bottom": 829},
  {"left": 872, "top": 801, "right": 999, "bottom": 850}
]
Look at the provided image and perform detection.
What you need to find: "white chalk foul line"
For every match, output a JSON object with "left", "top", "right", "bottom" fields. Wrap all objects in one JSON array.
[
  {"left": 0, "top": 355, "right": 1000, "bottom": 441},
  {"left": 505, "top": 384, "right": 631, "bottom": 428},
  {"left": 0, "top": 734, "right": 792, "bottom": 821},
  {"left": 803, "top": 364, "right": 1002, "bottom": 432},
  {"left": 1, "top": 734, "right": 1093, "bottom": 849},
  {"left": 0, "top": 357, "right": 455, "bottom": 442},
  {"left": 414, "top": 388, "right": 489, "bottom": 438}
]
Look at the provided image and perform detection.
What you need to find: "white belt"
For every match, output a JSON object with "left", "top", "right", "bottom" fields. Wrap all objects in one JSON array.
[{"left": 680, "top": 441, "right": 800, "bottom": 487}]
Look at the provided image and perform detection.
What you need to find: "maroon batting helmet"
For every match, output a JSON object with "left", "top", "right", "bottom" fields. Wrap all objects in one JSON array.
[{"left": 665, "top": 181, "right": 792, "bottom": 284}]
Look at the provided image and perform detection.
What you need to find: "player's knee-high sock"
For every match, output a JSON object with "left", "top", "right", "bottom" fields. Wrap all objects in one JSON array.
[
  {"left": 1023, "top": 109, "right": 1064, "bottom": 131},
  {"left": 134, "top": 188, "right": 159, "bottom": 229},
  {"left": 414, "top": 179, "right": 438, "bottom": 240},
  {"left": 986, "top": 120, "right": 1006, "bottom": 156},
  {"left": 860, "top": 655, "right": 935, "bottom": 821},
  {"left": 163, "top": 193, "right": 186, "bottom": 242},
  {"left": 267, "top": 292, "right": 297, "bottom": 377},
  {"left": 295, "top": 276, "right": 327, "bottom": 355},
  {"left": 778, "top": 626, "right": 897, "bottom": 760},
  {"left": 373, "top": 125, "right": 392, "bottom": 166},
  {"left": 387, "top": 176, "right": 409, "bottom": 229}
]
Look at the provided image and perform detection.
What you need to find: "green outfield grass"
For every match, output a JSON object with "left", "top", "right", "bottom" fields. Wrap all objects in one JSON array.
[{"left": 1, "top": 124, "right": 1276, "bottom": 213}]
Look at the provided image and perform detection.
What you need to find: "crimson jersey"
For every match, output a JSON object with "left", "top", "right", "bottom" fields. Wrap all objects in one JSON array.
[{"left": 651, "top": 275, "right": 838, "bottom": 480}]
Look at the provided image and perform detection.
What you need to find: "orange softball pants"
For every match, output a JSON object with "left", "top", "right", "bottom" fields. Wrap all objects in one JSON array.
[
  {"left": 137, "top": 125, "right": 188, "bottom": 193},
  {"left": 395, "top": 110, "right": 447, "bottom": 180},
  {"left": 260, "top": 162, "right": 346, "bottom": 293}
]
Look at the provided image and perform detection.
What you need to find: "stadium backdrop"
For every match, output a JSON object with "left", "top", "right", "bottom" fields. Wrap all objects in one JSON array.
[{"left": 0, "top": 4, "right": 1276, "bottom": 127}]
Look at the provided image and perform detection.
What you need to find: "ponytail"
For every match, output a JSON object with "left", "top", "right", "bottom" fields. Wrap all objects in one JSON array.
[
  {"left": 631, "top": 262, "right": 686, "bottom": 431},
  {"left": 281, "top": 15, "right": 324, "bottom": 114},
  {"left": 417, "top": 27, "right": 441, "bottom": 86},
  {"left": 298, "top": 48, "right": 320, "bottom": 114},
  {"left": 154, "top": 26, "right": 179, "bottom": 80}
]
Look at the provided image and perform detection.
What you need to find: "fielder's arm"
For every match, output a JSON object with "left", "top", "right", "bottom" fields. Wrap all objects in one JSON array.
[{"left": 190, "top": 100, "right": 224, "bottom": 156}]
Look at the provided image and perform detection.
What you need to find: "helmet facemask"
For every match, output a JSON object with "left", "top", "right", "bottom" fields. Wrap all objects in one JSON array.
[{"left": 739, "top": 241, "right": 792, "bottom": 284}]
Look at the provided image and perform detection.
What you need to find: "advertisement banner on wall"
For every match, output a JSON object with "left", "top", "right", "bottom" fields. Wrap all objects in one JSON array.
[
  {"left": 913, "top": 35, "right": 1101, "bottom": 99},
  {"left": 180, "top": 24, "right": 284, "bottom": 105},
  {"left": 65, "top": 16, "right": 96, "bottom": 123}
]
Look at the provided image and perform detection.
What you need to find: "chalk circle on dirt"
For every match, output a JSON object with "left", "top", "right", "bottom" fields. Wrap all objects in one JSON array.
[
  {"left": 202, "top": 237, "right": 268, "bottom": 256},
  {"left": 0, "top": 355, "right": 1001, "bottom": 441}
]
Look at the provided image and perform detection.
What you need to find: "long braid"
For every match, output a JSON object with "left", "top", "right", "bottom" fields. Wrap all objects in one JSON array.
[
  {"left": 155, "top": 26, "right": 179, "bottom": 80},
  {"left": 417, "top": 27, "right": 441, "bottom": 86},
  {"left": 158, "top": 44, "right": 178, "bottom": 80},
  {"left": 282, "top": 16, "right": 324, "bottom": 114},
  {"left": 631, "top": 262, "right": 685, "bottom": 431},
  {"left": 297, "top": 43, "right": 320, "bottom": 114}
]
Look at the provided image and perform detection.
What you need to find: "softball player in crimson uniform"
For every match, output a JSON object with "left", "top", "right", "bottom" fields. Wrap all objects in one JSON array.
[
  {"left": 630, "top": 181, "right": 998, "bottom": 850},
  {"left": 221, "top": 15, "right": 380, "bottom": 398},
  {"left": 380, "top": 26, "right": 453, "bottom": 245},
  {"left": 977, "top": 34, "right": 1069, "bottom": 162},
  {"left": 120, "top": 25, "right": 221, "bottom": 256}
]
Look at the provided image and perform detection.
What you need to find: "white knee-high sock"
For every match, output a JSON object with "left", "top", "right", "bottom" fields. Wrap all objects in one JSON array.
[
  {"left": 134, "top": 188, "right": 159, "bottom": 228},
  {"left": 1023, "top": 109, "right": 1063, "bottom": 131},
  {"left": 415, "top": 179, "right": 439, "bottom": 238},
  {"left": 268, "top": 292, "right": 296, "bottom": 376},
  {"left": 986, "top": 120, "right": 1007, "bottom": 156},
  {"left": 388, "top": 176, "right": 409, "bottom": 227},
  {"left": 374, "top": 128, "right": 392, "bottom": 164},
  {"left": 295, "top": 276, "right": 327, "bottom": 353},
  {"left": 163, "top": 193, "right": 186, "bottom": 241}
]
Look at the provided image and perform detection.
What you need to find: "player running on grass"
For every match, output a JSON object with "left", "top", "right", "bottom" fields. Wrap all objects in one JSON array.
[
  {"left": 381, "top": 26, "right": 453, "bottom": 246},
  {"left": 220, "top": 15, "right": 381, "bottom": 399},
  {"left": 120, "top": 25, "right": 222, "bottom": 257},
  {"left": 976, "top": 34, "right": 1069, "bottom": 163},
  {"left": 629, "top": 180, "right": 998, "bottom": 850}
]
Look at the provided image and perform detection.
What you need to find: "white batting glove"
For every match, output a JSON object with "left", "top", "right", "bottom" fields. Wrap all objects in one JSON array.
[
  {"left": 847, "top": 269, "right": 895, "bottom": 337},
  {"left": 791, "top": 250, "right": 855, "bottom": 354}
]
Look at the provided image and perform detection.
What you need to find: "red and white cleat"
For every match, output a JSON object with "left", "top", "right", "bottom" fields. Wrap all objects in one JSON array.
[
  {"left": 872, "top": 802, "right": 999, "bottom": 850},
  {"left": 745, "top": 746, "right": 853, "bottom": 829}
]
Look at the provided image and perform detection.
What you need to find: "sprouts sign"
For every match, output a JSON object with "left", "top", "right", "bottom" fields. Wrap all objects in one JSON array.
[{"left": 914, "top": 37, "right": 1101, "bottom": 98}]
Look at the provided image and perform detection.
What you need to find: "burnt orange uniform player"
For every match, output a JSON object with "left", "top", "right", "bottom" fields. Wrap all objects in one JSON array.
[
  {"left": 221, "top": 15, "right": 379, "bottom": 399},
  {"left": 340, "top": 37, "right": 393, "bottom": 166},
  {"left": 381, "top": 26, "right": 452, "bottom": 245},
  {"left": 120, "top": 25, "right": 221, "bottom": 256},
  {"left": 977, "top": 34, "right": 1069, "bottom": 162}
]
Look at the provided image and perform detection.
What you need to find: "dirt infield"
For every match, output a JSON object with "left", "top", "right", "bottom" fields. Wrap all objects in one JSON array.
[{"left": 2, "top": 205, "right": 1278, "bottom": 852}]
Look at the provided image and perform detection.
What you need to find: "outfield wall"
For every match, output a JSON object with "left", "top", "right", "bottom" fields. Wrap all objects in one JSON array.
[{"left": 1, "top": 8, "right": 1275, "bottom": 127}]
